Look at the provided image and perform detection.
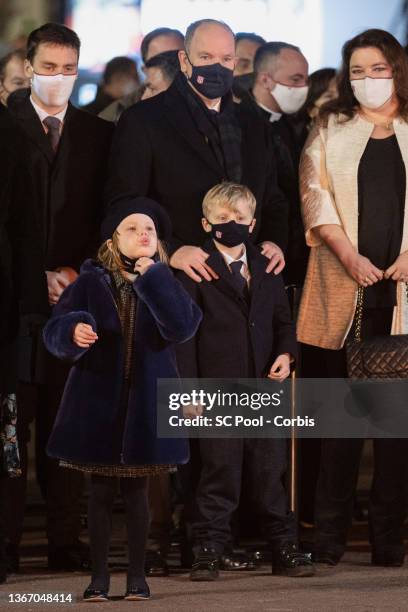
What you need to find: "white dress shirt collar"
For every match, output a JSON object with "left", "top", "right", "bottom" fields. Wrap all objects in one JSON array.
[
  {"left": 257, "top": 101, "right": 282, "bottom": 123},
  {"left": 219, "top": 244, "right": 248, "bottom": 268},
  {"left": 30, "top": 95, "right": 68, "bottom": 127}
]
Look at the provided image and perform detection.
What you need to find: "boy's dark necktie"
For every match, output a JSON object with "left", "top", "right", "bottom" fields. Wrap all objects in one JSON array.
[
  {"left": 43, "top": 116, "right": 61, "bottom": 154},
  {"left": 229, "top": 260, "right": 247, "bottom": 294}
]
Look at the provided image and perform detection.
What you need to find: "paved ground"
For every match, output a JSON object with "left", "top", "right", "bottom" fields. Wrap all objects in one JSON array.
[
  {"left": 1, "top": 553, "right": 408, "bottom": 612},
  {"left": 1, "top": 441, "right": 407, "bottom": 610}
]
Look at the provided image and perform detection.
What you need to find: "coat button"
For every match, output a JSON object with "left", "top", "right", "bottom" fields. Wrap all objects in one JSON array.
[{"left": 249, "top": 321, "right": 255, "bottom": 327}]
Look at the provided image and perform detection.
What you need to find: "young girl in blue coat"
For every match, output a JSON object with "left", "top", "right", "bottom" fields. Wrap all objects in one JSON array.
[{"left": 43, "top": 197, "right": 201, "bottom": 602}]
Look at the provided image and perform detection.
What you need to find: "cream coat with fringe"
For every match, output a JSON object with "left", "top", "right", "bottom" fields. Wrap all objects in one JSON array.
[{"left": 297, "top": 113, "right": 408, "bottom": 349}]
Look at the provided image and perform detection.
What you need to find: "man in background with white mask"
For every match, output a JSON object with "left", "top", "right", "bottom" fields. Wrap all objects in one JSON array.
[
  {"left": 3, "top": 22, "right": 113, "bottom": 574},
  {"left": 248, "top": 42, "right": 310, "bottom": 288}
]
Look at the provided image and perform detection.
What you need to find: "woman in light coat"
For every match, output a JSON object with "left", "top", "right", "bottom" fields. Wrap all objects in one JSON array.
[{"left": 298, "top": 29, "right": 408, "bottom": 567}]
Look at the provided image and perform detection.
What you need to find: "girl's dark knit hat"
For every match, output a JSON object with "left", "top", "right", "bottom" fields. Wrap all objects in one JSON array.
[{"left": 101, "top": 196, "right": 172, "bottom": 242}]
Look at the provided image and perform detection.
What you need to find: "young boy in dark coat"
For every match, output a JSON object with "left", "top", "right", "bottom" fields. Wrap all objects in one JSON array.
[
  {"left": 42, "top": 197, "right": 202, "bottom": 602},
  {"left": 176, "top": 182, "right": 314, "bottom": 580}
]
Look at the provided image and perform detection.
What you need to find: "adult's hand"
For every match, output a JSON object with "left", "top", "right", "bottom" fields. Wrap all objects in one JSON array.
[
  {"left": 56, "top": 266, "right": 78, "bottom": 285},
  {"left": 46, "top": 270, "right": 71, "bottom": 305},
  {"left": 73, "top": 323, "right": 98, "bottom": 348},
  {"left": 170, "top": 246, "right": 218, "bottom": 283},
  {"left": 342, "top": 252, "right": 383, "bottom": 287},
  {"left": 315, "top": 225, "right": 383, "bottom": 287},
  {"left": 260, "top": 241, "right": 285, "bottom": 274},
  {"left": 384, "top": 252, "right": 408, "bottom": 282}
]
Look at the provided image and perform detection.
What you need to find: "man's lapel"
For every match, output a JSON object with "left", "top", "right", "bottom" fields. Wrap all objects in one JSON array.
[
  {"left": 163, "top": 82, "right": 225, "bottom": 178},
  {"left": 14, "top": 93, "right": 54, "bottom": 164},
  {"left": 52, "top": 102, "right": 76, "bottom": 173},
  {"left": 246, "top": 241, "right": 268, "bottom": 300}
]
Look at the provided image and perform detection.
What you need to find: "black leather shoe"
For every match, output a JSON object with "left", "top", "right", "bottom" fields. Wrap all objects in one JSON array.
[
  {"left": 124, "top": 585, "right": 151, "bottom": 601},
  {"left": 272, "top": 542, "right": 315, "bottom": 577},
  {"left": 48, "top": 543, "right": 91, "bottom": 571},
  {"left": 190, "top": 547, "right": 219, "bottom": 581},
  {"left": 145, "top": 550, "right": 169, "bottom": 577},
  {"left": 83, "top": 587, "right": 109, "bottom": 602},
  {"left": 372, "top": 546, "right": 405, "bottom": 567},
  {"left": 219, "top": 552, "right": 256, "bottom": 571}
]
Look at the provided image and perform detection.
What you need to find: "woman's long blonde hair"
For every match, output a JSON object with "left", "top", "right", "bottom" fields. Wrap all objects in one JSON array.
[{"left": 97, "top": 230, "right": 169, "bottom": 272}]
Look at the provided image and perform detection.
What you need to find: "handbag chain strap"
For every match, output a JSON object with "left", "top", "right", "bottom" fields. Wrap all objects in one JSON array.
[{"left": 354, "top": 282, "right": 408, "bottom": 342}]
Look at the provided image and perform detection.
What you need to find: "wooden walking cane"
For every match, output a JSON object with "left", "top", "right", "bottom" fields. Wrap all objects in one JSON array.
[
  {"left": 290, "top": 368, "right": 297, "bottom": 513},
  {"left": 285, "top": 284, "right": 299, "bottom": 514}
]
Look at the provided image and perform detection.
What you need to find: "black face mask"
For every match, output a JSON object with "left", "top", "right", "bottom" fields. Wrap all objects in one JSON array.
[
  {"left": 208, "top": 220, "right": 251, "bottom": 247},
  {"left": 119, "top": 252, "right": 159, "bottom": 275},
  {"left": 233, "top": 72, "right": 254, "bottom": 93},
  {"left": 187, "top": 56, "right": 234, "bottom": 99}
]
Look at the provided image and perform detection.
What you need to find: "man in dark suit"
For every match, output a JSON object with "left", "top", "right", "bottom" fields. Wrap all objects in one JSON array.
[
  {"left": 5, "top": 22, "right": 113, "bottom": 571},
  {"left": 106, "top": 18, "right": 289, "bottom": 283},
  {"left": 249, "top": 42, "right": 310, "bottom": 287},
  {"left": 175, "top": 182, "right": 314, "bottom": 580},
  {"left": 0, "top": 103, "right": 48, "bottom": 584}
]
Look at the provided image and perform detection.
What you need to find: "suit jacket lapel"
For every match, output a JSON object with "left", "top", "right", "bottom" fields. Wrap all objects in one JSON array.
[
  {"left": 204, "top": 240, "right": 249, "bottom": 315},
  {"left": 51, "top": 102, "right": 76, "bottom": 173},
  {"left": 14, "top": 95, "right": 54, "bottom": 164},
  {"left": 236, "top": 102, "right": 266, "bottom": 198},
  {"left": 163, "top": 83, "right": 225, "bottom": 178},
  {"left": 246, "top": 242, "right": 268, "bottom": 302}
]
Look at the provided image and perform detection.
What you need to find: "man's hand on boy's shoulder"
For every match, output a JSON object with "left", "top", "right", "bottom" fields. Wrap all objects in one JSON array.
[
  {"left": 260, "top": 241, "right": 285, "bottom": 275},
  {"left": 170, "top": 245, "right": 219, "bottom": 283}
]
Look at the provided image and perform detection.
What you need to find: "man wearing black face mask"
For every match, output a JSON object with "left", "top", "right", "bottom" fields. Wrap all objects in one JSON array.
[{"left": 106, "top": 18, "right": 289, "bottom": 284}]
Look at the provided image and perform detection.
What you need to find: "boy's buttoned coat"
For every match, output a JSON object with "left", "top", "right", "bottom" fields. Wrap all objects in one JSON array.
[{"left": 176, "top": 240, "right": 297, "bottom": 378}]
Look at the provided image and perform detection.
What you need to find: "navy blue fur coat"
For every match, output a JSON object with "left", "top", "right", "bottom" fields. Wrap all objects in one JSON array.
[{"left": 43, "top": 259, "right": 202, "bottom": 466}]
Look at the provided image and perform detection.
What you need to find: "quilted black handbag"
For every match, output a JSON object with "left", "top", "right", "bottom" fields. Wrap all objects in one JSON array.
[{"left": 346, "top": 285, "right": 408, "bottom": 379}]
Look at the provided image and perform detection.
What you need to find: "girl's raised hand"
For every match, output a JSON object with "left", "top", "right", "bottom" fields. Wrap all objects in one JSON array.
[
  {"left": 73, "top": 323, "right": 98, "bottom": 348},
  {"left": 134, "top": 257, "right": 156, "bottom": 276}
]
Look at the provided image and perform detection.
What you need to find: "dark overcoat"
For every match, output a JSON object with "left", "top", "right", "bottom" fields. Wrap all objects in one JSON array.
[
  {"left": 105, "top": 78, "right": 289, "bottom": 252},
  {"left": 8, "top": 90, "right": 114, "bottom": 384},
  {"left": 9, "top": 90, "right": 114, "bottom": 271},
  {"left": 176, "top": 240, "right": 297, "bottom": 379},
  {"left": 42, "top": 260, "right": 202, "bottom": 466},
  {"left": 0, "top": 105, "right": 48, "bottom": 392}
]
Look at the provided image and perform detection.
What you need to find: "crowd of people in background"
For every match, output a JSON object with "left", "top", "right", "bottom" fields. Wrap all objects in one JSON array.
[{"left": 0, "top": 16, "right": 407, "bottom": 603}]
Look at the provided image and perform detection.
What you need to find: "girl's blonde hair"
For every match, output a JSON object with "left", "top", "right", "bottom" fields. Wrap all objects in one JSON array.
[{"left": 97, "top": 230, "right": 169, "bottom": 272}]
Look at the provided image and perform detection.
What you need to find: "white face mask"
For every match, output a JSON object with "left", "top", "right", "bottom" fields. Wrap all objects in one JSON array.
[
  {"left": 350, "top": 76, "right": 394, "bottom": 110},
  {"left": 121, "top": 79, "right": 139, "bottom": 97},
  {"left": 271, "top": 82, "right": 309, "bottom": 114},
  {"left": 31, "top": 72, "right": 77, "bottom": 107}
]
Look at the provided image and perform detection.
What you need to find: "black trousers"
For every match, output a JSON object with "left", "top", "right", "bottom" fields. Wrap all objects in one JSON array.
[
  {"left": 305, "top": 308, "right": 408, "bottom": 553},
  {"left": 2, "top": 380, "right": 83, "bottom": 550},
  {"left": 192, "top": 437, "right": 296, "bottom": 554}
]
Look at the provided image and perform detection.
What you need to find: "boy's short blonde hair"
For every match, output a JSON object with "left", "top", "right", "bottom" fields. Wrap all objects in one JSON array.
[{"left": 202, "top": 182, "right": 256, "bottom": 218}]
